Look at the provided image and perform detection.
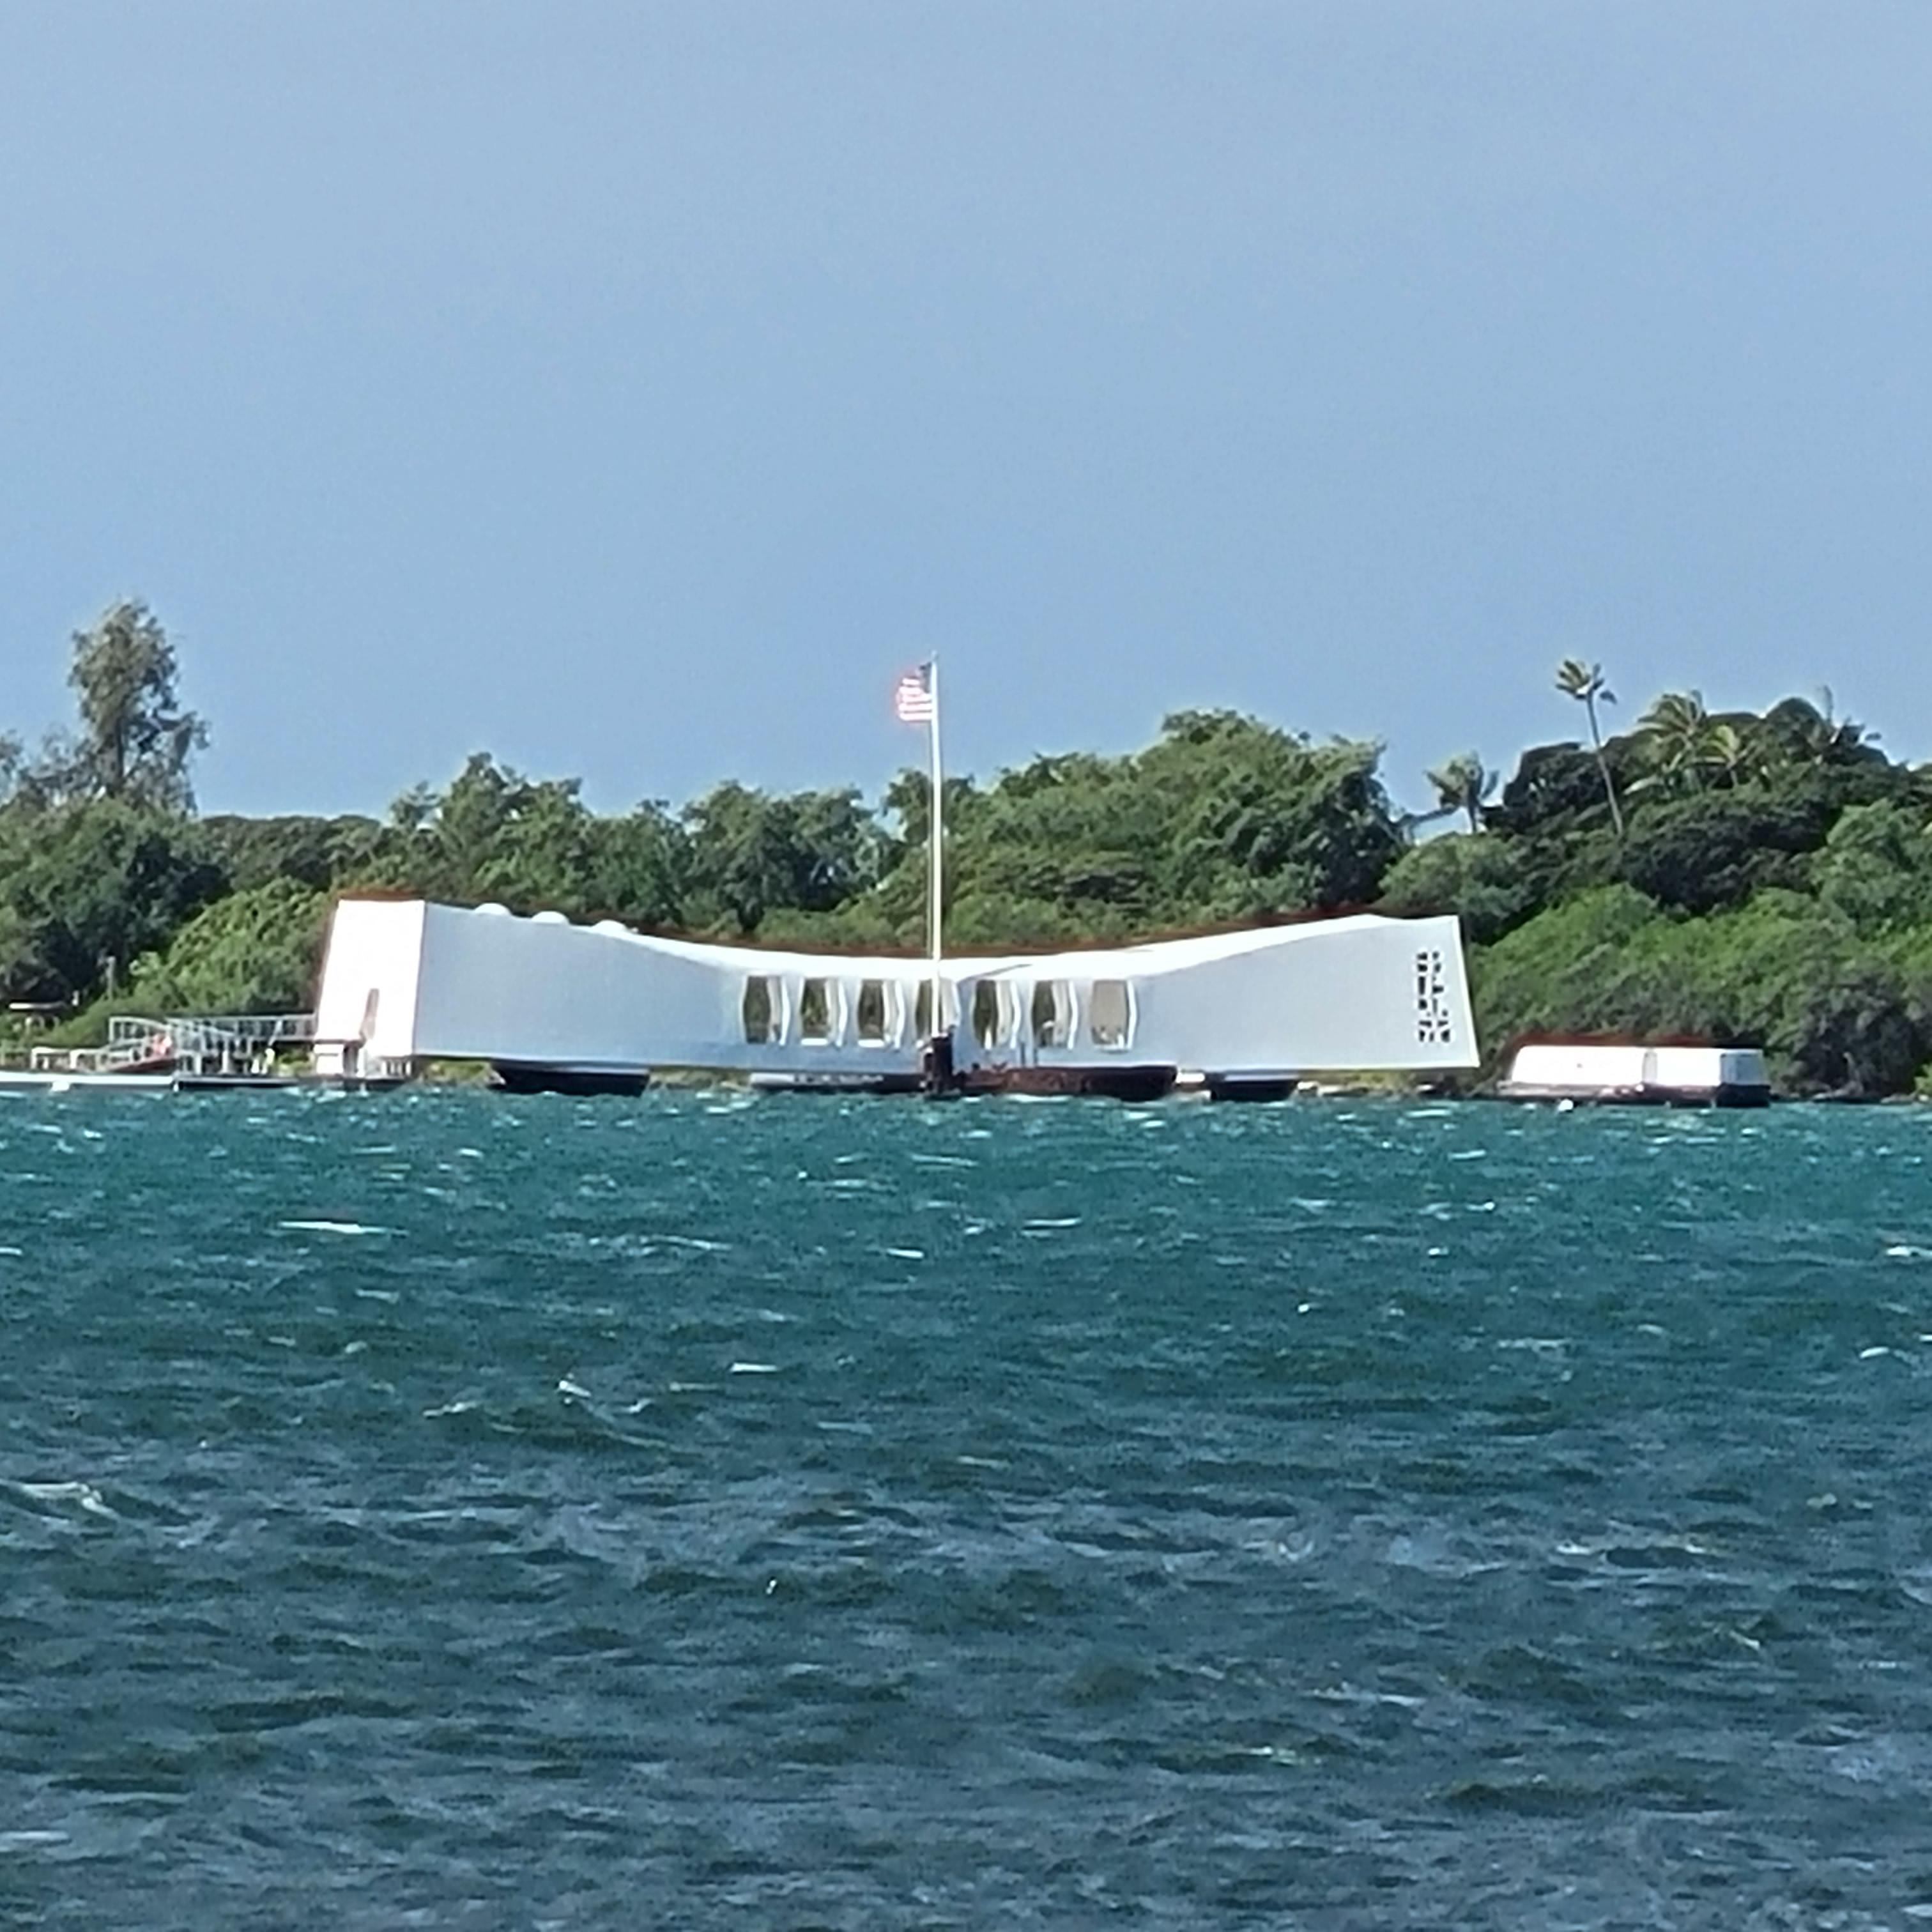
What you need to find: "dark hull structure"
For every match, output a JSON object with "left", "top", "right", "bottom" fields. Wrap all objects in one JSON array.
[
  {"left": 1497, "top": 1082, "right": 1771, "bottom": 1109},
  {"left": 954, "top": 1062, "right": 1179, "bottom": 1103},
  {"left": 174, "top": 1073, "right": 317, "bottom": 1092},
  {"left": 490, "top": 1062, "right": 652, "bottom": 1098},
  {"left": 749, "top": 1070, "right": 926, "bottom": 1096},
  {"left": 487, "top": 1059, "right": 1199, "bottom": 1103},
  {"left": 1204, "top": 1075, "right": 1301, "bottom": 1103}
]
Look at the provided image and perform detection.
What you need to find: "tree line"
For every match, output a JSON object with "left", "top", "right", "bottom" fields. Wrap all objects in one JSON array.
[{"left": 6, "top": 603, "right": 1932, "bottom": 1095}]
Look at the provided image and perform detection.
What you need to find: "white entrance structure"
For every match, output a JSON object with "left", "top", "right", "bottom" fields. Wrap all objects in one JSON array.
[{"left": 312, "top": 897, "right": 1478, "bottom": 1095}]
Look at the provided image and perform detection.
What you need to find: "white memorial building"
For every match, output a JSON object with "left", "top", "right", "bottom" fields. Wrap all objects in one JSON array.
[{"left": 312, "top": 896, "right": 1479, "bottom": 1098}]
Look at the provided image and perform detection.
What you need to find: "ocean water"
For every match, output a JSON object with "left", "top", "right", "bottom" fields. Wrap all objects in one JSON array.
[{"left": 4, "top": 1091, "right": 1932, "bottom": 1928}]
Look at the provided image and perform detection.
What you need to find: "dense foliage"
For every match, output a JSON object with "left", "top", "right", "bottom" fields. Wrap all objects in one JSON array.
[
  {"left": 1383, "top": 690, "right": 1932, "bottom": 1094},
  {"left": 8, "top": 610, "right": 1932, "bottom": 1094}
]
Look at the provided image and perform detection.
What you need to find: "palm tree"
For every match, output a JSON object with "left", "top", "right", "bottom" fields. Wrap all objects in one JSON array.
[
  {"left": 1633, "top": 692, "right": 1765, "bottom": 795},
  {"left": 1813, "top": 686, "right": 1880, "bottom": 762},
  {"left": 1759, "top": 688, "right": 1883, "bottom": 771},
  {"left": 1424, "top": 752, "right": 1497, "bottom": 832},
  {"left": 1636, "top": 689, "right": 1714, "bottom": 794},
  {"left": 1555, "top": 659, "right": 1625, "bottom": 836},
  {"left": 1705, "top": 720, "right": 1756, "bottom": 788}
]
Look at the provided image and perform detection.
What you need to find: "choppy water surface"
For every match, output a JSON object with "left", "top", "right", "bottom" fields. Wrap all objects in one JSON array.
[{"left": 5, "top": 1092, "right": 1932, "bottom": 1926}]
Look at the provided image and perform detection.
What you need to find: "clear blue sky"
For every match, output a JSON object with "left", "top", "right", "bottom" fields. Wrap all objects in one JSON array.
[{"left": 2, "top": 3, "right": 1927, "bottom": 820}]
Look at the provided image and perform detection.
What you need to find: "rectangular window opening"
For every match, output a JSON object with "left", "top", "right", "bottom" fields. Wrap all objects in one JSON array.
[
  {"left": 855, "top": 979, "right": 889, "bottom": 1045},
  {"left": 972, "top": 981, "right": 1006, "bottom": 1049},
  {"left": 742, "top": 976, "right": 778, "bottom": 1045},
  {"left": 799, "top": 977, "right": 833, "bottom": 1044},
  {"left": 1088, "top": 979, "right": 1131, "bottom": 1049},
  {"left": 914, "top": 980, "right": 956, "bottom": 1038},
  {"left": 1031, "top": 981, "right": 1071, "bottom": 1049}
]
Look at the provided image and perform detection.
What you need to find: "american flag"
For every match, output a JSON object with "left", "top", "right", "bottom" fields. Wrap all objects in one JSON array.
[{"left": 894, "top": 664, "right": 937, "bottom": 724}]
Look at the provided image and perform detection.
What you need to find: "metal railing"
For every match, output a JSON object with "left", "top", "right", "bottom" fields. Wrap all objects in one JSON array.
[{"left": 29, "top": 1013, "right": 318, "bottom": 1077}]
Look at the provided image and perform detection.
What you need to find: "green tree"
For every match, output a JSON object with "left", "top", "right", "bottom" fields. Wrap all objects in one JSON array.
[
  {"left": 1785, "top": 964, "right": 1924, "bottom": 1098},
  {"left": 1140, "top": 711, "right": 1403, "bottom": 917},
  {"left": 470, "top": 774, "right": 640, "bottom": 915},
  {"left": 1377, "top": 831, "right": 1542, "bottom": 944},
  {"left": 130, "top": 878, "right": 330, "bottom": 1013},
  {"left": 1487, "top": 742, "right": 1622, "bottom": 838},
  {"left": 1759, "top": 691, "right": 1882, "bottom": 770},
  {"left": 33, "top": 602, "right": 208, "bottom": 811},
  {"left": 1617, "top": 790, "right": 1821, "bottom": 912},
  {"left": 578, "top": 805, "right": 689, "bottom": 930},
  {"left": 684, "top": 782, "right": 881, "bottom": 932},
  {"left": 0, "top": 899, "right": 52, "bottom": 1005},
  {"left": 1815, "top": 801, "right": 1932, "bottom": 931},
  {"left": 949, "top": 750, "right": 1158, "bottom": 926},
  {"left": 0, "top": 800, "right": 225, "bottom": 1002},
  {"left": 359, "top": 754, "right": 692, "bottom": 926},
  {"left": 199, "top": 813, "right": 388, "bottom": 893}
]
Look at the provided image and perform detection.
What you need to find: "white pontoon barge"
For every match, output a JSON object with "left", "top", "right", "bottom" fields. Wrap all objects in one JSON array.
[
  {"left": 1498, "top": 1038, "right": 1771, "bottom": 1108},
  {"left": 311, "top": 897, "right": 1479, "bottom": 1098}
]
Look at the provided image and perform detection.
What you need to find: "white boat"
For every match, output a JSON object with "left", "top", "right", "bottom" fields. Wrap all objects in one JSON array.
[
  {"left": 309, "top": 896, "right": 1480, "bottom": 1097},
  {"left": 1498, "top": 1038, "right": 1771, "bottom": 1107}
]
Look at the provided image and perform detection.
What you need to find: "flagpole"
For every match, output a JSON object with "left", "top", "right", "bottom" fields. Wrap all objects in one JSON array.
[{"left": 926, "top": 657, "right": 944, "bottom": 1040}]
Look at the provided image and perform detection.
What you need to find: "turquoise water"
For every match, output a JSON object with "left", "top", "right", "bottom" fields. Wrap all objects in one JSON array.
[{"left": 4, "top": 1091, "right": 1932, "bottom": 1926}]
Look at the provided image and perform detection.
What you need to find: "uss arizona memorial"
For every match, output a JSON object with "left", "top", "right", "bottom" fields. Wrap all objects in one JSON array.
[
  {"left": 308, "top": 661, "right": 1479, "bottom": 1097},
  {"left": 311, "top": 896, "right": 1480, "bottom": 1097}
]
